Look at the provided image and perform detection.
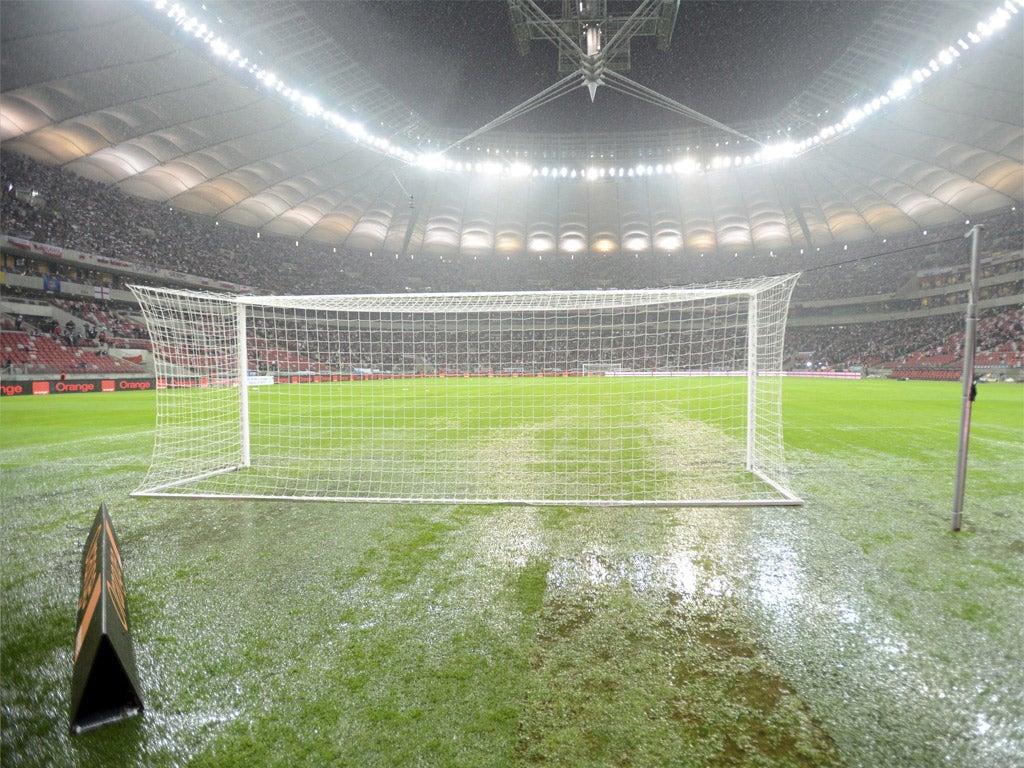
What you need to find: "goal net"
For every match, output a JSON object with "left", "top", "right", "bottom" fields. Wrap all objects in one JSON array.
[{"left": 130, "top": 275, "right": 802, "bottom": 506}]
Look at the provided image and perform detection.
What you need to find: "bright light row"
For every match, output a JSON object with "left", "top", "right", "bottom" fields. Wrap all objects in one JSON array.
[
  {"left": 413, "top": 149, "right": 806, "bottom": 179},
  {"left": 153, "top": 0, "right": 1021, "bottom": 180},
  {"left": 154, "top": 0, "right": 418, "bottom": 165},
  {"left": 818, "top": 0, "right": 1020, "bottom": 142}
]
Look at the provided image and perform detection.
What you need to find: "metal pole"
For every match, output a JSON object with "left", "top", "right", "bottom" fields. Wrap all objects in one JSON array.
[
  {"left": 952, "top": 225, "right": 983, "bottom": 531},
  {"left": 746, "top": 291, "right": 758, "bottom": 472},
  {"left": 236, "top": 301, "right": 251, "bottom": 468}
]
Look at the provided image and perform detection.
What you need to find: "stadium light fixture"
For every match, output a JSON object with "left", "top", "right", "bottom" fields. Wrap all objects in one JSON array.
[
  {"left": 509, "top": 162, "right": 532, "bottom": 177},
  {"left": 416, "top": 153, "right": 447, "bottom": 172},
  {"left": 150, "top": 0, "right": 1020, "bottom": 182},
  {"left": 301, "top": 96, "right": 322, "bottom": 116}
]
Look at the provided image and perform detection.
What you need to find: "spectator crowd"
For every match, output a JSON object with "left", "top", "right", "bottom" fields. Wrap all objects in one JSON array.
[{"left": 2, "top": 149, "right": 1022, "bottom": 377}]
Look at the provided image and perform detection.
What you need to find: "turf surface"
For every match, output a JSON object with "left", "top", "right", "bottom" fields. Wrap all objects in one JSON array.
[
  {"left": 141, "top": 375, "right": 771, "bottom": 504},
  {"left": 1, "top": 378, "right": 1021, "bottom": 767}
]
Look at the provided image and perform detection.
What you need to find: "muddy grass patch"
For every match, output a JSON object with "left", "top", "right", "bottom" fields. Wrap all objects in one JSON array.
[
  {"left": 469, "top": 413, "right": 763, "bottom": 504},
  {"left": 516, "top": 570, "right": 842, "bottom": 767}
]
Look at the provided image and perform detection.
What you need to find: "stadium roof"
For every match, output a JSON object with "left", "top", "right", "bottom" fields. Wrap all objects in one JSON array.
[{"left": 1, "top": 0, "right": 1021, "bottom": 260}]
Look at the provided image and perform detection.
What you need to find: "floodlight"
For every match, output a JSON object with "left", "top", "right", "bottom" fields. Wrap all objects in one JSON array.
[
  {"left": 654, "top": 234, "right": 681, "bottom": 250},
  {"left": 844, "top": 107, "right": 865, "bottom": 126},
  {"left": 890, "top": 77, "right": 912, "bottom": 97},
  {"left": 416, "top": 153, "right": 447, "bottom": 171},
  {"left": 301, "top": 96, "right": 322, "bottom": 116}
]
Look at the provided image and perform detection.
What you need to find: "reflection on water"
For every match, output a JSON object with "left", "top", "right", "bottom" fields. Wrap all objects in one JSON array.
[
  {"left": 536, "top": 505, "right": 1022, "bottom": 768},
  {"left": 754, "top": 543, "right": 801, "bottom": 611}
]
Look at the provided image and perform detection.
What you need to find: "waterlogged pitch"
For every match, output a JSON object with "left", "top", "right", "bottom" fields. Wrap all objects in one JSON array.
[
  {"left": 1, "top": 378, "right": 1022, "bottom": 767},
  {"left": 137, "top": 374, "right": 788, "bottom": 506}
]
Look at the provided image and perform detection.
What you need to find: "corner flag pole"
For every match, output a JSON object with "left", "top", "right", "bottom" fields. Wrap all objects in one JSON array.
[{"left": 952, "top": 224, "right": 983, "bottom": 532}]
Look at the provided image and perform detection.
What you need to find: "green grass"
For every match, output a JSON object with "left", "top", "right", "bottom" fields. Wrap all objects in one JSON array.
[
  {"left": 1, "top": 379, "right": 1022, "bottom": 767},
  {"left": 149, "top": 376, "right": 770, "bottom": 503}
]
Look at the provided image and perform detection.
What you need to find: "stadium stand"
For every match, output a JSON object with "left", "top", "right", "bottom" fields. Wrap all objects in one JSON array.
[
  {"left": 2, "top": 330, "right": 146, "bottom": 376},
  {"left": 2, "top": 150, "right": 1022, "bottom": 380}
]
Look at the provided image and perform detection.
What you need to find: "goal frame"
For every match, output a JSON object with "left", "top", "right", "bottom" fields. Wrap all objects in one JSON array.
[{"left": 130, "top": 278, "right": 803, "bottom": 506}]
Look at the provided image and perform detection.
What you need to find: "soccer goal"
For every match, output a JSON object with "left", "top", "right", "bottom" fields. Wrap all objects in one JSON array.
[{"left": 130, "top": 275, "right": 802, "bottom": 506}]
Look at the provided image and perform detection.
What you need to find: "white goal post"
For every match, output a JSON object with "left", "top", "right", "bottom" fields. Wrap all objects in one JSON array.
[{"left": 130, "top": 275, "right": 802, "bottom": 506}]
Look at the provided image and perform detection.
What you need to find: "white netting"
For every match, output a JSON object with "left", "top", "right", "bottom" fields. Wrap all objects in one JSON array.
[{"left": 131, "top": 276, "right": 801, "bottom": 505}]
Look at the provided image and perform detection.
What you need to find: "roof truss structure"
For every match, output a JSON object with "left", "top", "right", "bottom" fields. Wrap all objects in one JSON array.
[{"left": 1, "top": 1, "right": 1020, "bottom": 260}]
